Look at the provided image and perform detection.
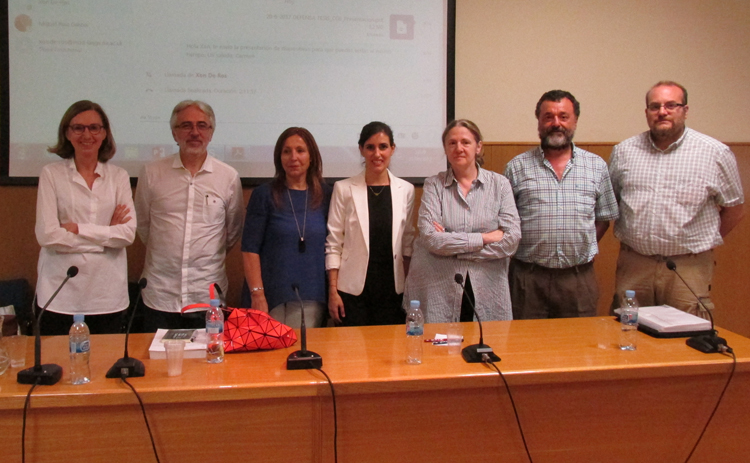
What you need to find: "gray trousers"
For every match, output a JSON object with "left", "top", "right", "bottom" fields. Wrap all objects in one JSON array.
[{"left": 509, "top": 258, "right": 599, "bottom": 320}]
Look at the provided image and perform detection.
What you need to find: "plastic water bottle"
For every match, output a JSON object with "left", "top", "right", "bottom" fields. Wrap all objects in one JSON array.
[
  {"left": 406, "top": 300, "right": 424, "bottom": 365},
  {"left": 0, "top": 317, "right": 10, "bottom": 376},
  {"left": 206, "top": 298, "right": 225, "bottom": 363},
  {"left": 69, "top": 314, "right": 91, "bottom": 384},
  {"left": 619, "top": 290, "right": 639, "bottom": 351}
]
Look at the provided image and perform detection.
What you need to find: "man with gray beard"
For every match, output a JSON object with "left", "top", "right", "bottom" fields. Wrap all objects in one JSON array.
[
  {"left": 504, "top": 90, "right": 618, "bottom": 319},
  {"left": 135, "top": 100, "right": 244, "bottom": 330}
]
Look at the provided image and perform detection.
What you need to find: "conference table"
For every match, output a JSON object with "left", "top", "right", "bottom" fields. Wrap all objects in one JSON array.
[{"left": 1, "top": 317, "right": 748, "bottom": 463}]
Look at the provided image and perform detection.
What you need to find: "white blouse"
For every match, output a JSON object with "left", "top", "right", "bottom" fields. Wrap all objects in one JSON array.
[{"left": 35, "top": 159, "right": 136, "bottom": 315}]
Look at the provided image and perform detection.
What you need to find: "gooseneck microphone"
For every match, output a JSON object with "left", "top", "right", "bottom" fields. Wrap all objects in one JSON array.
[
  {"left": 286, "top": 284, "right": 323, "bottom": 370},
  {"left": 18, "top": 266, "right": 79, "bottom": 385},
  {"left": 454, "top": 273, "right": 500, "bottom": 363},
  {"left": 106, "top": 278, "right": 148, "bottom": 378},
  {"left": 665, "top": 260, "right": 730, "bottom": 354}
]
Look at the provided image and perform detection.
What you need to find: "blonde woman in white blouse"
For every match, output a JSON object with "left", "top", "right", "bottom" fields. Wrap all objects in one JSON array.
[{"left": 35, "top": 100, "right": 135, "bottom": 335}]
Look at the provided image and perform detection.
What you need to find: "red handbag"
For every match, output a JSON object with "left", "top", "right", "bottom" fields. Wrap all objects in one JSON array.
[{"left": 181, "top": 284, "right": 298, "bottom": 353}]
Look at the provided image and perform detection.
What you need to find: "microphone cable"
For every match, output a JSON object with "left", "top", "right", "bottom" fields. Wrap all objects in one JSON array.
[
  {"left": 684, "top": 347, "right": 736, "bottom": 463},
  {"left": 120, "top": 372, "right": 162, "bottom": 463},
  {"left": 316, "top": 367, "right": 338, "bottom": 463},
  {"left": 21, "top": 379, "right": 40, "bottom": 463},
  {"left": 481, "top": 353, "right": 534, "bottom": 463}
]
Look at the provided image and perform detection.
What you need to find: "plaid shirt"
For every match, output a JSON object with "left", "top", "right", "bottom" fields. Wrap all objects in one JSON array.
[
  {"left": 505, "top": 145, "right": 619, "bottom": 268},
  {"left": 609, "top": 128, "right": 744, "bottom": 256}
]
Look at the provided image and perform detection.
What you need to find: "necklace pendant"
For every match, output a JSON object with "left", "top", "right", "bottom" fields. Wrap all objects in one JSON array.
[
  {"left": 288, "top": 187, "right": 308, "bottom": 254},
  {"left": 368, "top": 185, "right": 387, "bottom": 196}
]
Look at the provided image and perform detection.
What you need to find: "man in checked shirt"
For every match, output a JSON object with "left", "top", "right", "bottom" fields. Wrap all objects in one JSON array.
[
  {"left": 609, "top": 81, "right": 744, "bottom": 314},
  {"left": 505, "top": 90, "right": 619, "bottom": 319}
]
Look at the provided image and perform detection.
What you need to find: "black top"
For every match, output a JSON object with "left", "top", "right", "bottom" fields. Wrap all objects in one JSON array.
[{"left": 367, "top": 185, "right": 393, "bottom": 264}]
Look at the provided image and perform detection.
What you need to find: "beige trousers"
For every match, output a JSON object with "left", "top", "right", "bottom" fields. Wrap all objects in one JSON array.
[
  {"left": 269, "top": 301, "right": 327, "bottom": 329},
  {"left": 611, "top": 244, "right": 714, "bottom": 316}
]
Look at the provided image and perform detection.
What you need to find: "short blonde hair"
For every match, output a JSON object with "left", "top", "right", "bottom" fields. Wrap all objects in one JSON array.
[{"left": 442, "top": 119, "right": 484, "bottom": 167}]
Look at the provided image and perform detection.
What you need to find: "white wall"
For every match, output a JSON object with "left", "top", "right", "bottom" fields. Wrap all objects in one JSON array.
[{"left": 455, "top": 0, "right": 750, "bottom": 142}]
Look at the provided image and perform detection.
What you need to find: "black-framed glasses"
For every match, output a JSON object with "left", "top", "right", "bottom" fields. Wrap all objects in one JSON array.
[
  {"left": 175, "top": 122, "right": 212, "bottom": 132},
  {"left": 647, "top": 102, "right": 686, "bottom": 112},
  {"left": 68, "top": 124, "right": 104, "bottom": 135}
]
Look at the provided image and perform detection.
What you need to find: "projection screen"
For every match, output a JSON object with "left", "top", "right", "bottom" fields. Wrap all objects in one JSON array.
[{"left": 2, "top": 0, "right": 455, "bottom": 184}]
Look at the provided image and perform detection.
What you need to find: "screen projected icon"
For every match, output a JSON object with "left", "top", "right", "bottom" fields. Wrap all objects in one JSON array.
[
  {"left": 15, "top": 14, "right": 32, "bottom": 32},
  {"left": 390, "top": 15, "right": 414, "bottom": 40}
]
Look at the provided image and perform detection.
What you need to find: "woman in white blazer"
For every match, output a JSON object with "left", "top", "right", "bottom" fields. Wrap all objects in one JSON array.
[{"left": 326, "top": 122, "right": 416, "bottom": 326}]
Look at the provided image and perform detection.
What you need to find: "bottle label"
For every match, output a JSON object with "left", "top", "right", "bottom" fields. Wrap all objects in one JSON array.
[
  {"left": 406, "top": 323, "right": 424, "bottom": 336},
  {"left": 206, "top": 321, "right": 223, "bottom": 335},
  {"left": 70, "top": 340, "right": 90, "bottom": 354},
  {"left": 621, "top": 309, "right": 638, "bottom": 325}
]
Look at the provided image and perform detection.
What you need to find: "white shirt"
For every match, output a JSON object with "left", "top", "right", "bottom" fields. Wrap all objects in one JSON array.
[
  {"left": 135, "top": 154, "right": 244, "bottom": 313},
  {"left": 35, "top": 159, "right": 136, "bottom": 315},
  {"left": 610, "top": 128, "right": 744, "bottom": 256}
]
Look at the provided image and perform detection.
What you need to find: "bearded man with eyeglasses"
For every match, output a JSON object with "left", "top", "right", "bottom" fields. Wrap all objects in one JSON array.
[
  {"left": 134, "top": 100, "right": 244, "bottom": 330},
  {"left": 608, "top": 81, "right": 744, "bottom": 314}
]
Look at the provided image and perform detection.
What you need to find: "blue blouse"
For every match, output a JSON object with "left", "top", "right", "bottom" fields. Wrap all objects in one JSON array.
[{"left": 241, "top": 182, "right": 332, "bottom": 309}]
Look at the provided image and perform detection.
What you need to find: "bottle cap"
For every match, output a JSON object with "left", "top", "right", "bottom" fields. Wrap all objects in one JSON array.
[
  {"left": 73, "top": 314, "right": 85, "bottom": 323},
  {"left": 625, "top": 290, "right": 635, "bottom": 298},
  {"left": 210, "top": 298, "right": 221, "bottom": 307},
  {"left": 410, "top": 300, "right": 420, "bottom": 309}
]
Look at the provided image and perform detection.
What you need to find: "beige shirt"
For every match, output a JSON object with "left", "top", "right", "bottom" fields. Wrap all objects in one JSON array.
[{"left": 610, "top": 128, "right": 744, "bottom": 256}]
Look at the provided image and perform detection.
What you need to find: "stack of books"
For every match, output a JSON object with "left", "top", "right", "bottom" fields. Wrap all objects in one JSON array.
[{"left": 148, "top": 329, "right": 208, "bottom": 359}]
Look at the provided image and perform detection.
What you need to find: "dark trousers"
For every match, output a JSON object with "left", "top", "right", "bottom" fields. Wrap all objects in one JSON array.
[
  {"left": 509, "top": 259, "right": 599, "bottom": 320},
  {"left": 140, "top": 300, "right": 206, "bottom": 332},
  {"left": 339, "top": 290, "right": 404, "bottom": 326},
  {"left": 459, "top": 272, "right": 476, "bottom": 322},
  {"left": 38, "top": 307, "right": 126, "bottom": 336},
  {"left": 339, "top": 260, "right": 404, "bottom": 326}
]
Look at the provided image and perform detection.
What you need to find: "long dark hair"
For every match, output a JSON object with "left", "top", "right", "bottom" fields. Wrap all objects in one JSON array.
[
  {"left": 358, "top": 121, "right": 395, "bottom": 148},
  {"left": 271, "top": 127, "right": 325, "bottom": 209},
  {"left": 47, "top": 100, "right": 116, "bottom": 161}
]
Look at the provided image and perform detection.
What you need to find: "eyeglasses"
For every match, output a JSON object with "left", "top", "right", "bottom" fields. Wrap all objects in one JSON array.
[
  {"left": 175, "top": 122, "right": 212, "bottom": 132},
  {"left": 646, "top": 102, "right": 686, "bottom": 112},
  {"left": 68, "top": 124, "right": 104, "bottom": 135}
]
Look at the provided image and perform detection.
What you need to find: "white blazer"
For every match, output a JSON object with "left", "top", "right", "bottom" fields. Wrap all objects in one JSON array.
[{"left": 325, "top": 170, "right": 415, "bottom": 295}]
